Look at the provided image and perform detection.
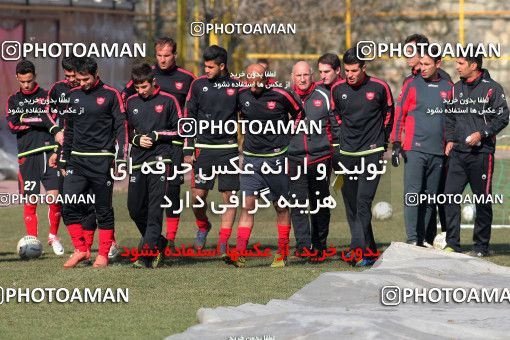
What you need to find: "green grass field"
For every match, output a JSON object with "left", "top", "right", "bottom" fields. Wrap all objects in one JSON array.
[{"left": 1, "top": 162, "right": 510, "bottom": 339}]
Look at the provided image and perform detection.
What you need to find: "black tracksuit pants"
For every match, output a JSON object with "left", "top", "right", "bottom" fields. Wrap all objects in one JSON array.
[
  {"left": 58, "top": 171, "right": 97, "bottom": 231},
  {"left": 444, "top": 150, "right": 495, "bottom": 253},
  {"left": 403, "top": 151, "right": 444, "bottom": 244},
  {"left": 425, "top": 156, "right": 448, "bottom": 243},
  {"left": 62, "top": 156, "right": 114, "bottom": 230},
  {"left": 127, "top": 168, "right": 168, "bottom": 253},
  {"left": 339, "top": 152, "right": 384, "bottom": 254},
  {"left": 289, "top": 159, "right": 331, "bottom": 252}
]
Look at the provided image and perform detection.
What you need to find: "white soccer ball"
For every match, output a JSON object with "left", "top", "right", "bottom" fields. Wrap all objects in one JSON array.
[
  {"left": 17, "top": 236, "right": 43, "bottom": 260},
  {"left": 462, "top": 204, "right": 476, "bottom": 223},
  {"left": 372, "top": 201, "right": 393, "bottom": 221},
  {"left": 433, "top": 232, "right": 447, "bottom": 250}
]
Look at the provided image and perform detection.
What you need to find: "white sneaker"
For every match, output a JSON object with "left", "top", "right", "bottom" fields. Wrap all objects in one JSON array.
[
  {"left": 48, "top": 237, "right": 65, "bottom": 256},
  {"left": 423, "top": 242, "right": 434, "bottom": 249},
  {"left": 108, "top": 242, "right": 119, "bottom": 261}
]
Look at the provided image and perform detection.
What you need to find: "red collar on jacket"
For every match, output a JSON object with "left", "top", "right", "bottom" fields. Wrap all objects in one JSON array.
[
  {"left": 292, "top": 81, "right": 316, "bottom": 97},
  {"left": 21, "top": 83, "right": 39, "bottom": 95}
]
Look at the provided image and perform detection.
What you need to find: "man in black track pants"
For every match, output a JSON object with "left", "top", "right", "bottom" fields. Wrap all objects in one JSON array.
[
  {"left": 48, "top": 57, "right": 97, "bottom": 260},
  {"left": 443, "top": 54, "right": 508, "bottom": 256},
  {"left": 61, "top": 57, "right": 128, "bottom": 268},
  {"left": 126, "top": 63, "right": 182, "bottom": 268},
  {"left": 331, "top": 48, "right": 394, "bottom": 266},
  {"left": 288, "top": 61, "right": 333, "bottom": 262},
  {"left": 121, "top": 37, "right": 195, "bottom": 248}
]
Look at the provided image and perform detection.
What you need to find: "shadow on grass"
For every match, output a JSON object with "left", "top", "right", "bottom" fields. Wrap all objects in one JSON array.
[
  {"left": 479, "top": 243, "right": 510, "bottom": 255},
  {"left": 110, "top": 243, "right": 378, "bottom": 269}
]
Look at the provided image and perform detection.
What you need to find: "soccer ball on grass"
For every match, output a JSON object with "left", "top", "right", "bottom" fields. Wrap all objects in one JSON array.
[
  {"left": 17, "top": 236, "right": 43, "bottom": 260},
  {"left": 372, "top": 201, "right": 393, "bottom": 221}
]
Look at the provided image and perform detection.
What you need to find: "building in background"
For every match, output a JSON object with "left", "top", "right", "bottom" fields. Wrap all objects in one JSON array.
[{"left": 0, "top": 0, "right": 136, "bottom": 178}]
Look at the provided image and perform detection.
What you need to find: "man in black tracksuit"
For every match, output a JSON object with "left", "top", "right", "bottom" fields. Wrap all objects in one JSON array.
[
  {"left": 121, "top": 37, "right": 195, "bottom": 247},
  {"left": 126, "top": 63, "right": 181, "bottom": 268},
  {"left": 6, "top": 60, "right": 60, "bottom": 243},
  {"left": 48, "top": 57, "right": 97, "bottom": 255},
  {"left": 390, "top": 47, "right": 453, "bottom": 246},
  {"left": 288, "top": 61, "right": 333, "bottom": 261},
  {"left": 61, "top": 57, "right": 128, "bottom": 268},
  {"left": 233, "top": 63, "right": 304, "bottom": 268},
  {"left": 444, "top": 56, "right": 509, "bottom": 256},
  {"left": 317, "top": 53, "right": 343, "bottom": 171},
  {"left": 331, "top": 48, "right": 394, "bottom": 266},
  {"left": 183, "top": 45, "right": 240, "bottom": 253}
]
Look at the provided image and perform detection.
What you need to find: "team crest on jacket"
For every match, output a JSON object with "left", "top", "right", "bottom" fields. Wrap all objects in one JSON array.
[
  {"left": 366, "top": 92, "right": 375, "bottom": 100},
  {"left": 96, "top": 97, "right": 105, "bottom": 105},
  {"left": 175, "top": 82, "right": 183, "bottom": 90},
  {"left": 440, "top": 91, "right": 448, "bottom": 99},
  {"left": 226, "top": 88, "right": 235, "bottom": 96},
  {"left": 155, "top": 104, "right": 164, "bottom": 113},
  {"left": 267, "top": 101, "right": 276, "bottom": 110},
  {"left": 313, "top": 99, "right": 322, "bottom": 107}
]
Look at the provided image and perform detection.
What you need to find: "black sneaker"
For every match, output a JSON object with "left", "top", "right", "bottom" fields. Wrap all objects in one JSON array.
[
  {"left": 232, "top": 256, "right": 247, "bottom": 268},
  {"left": 151, "top": 237, "right": 168, "bottom": 268},
  {"left": 466, "top": 250, "right": 490, "bottom": 258},
  {"left": 293, "top": 247, "right": 312, "bottom": 259},
  {"left": 309, "top": 251, "right": 327, "bottom": 264},
  {"left": 132, "top": 259, "right": 145, "bottom": 269},
  {"left": 76, "top": 259, "right": 92, "bottom": 268},
  {"left": 133, "top": 257, "right": 151, "bottom": 269},
  {"left": 151, "top": 252, "right": 164, "bottom": 268}
]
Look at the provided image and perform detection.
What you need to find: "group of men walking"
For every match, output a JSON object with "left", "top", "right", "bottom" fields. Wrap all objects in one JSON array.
[{"left": 6, "top": 33, "right": 508, "bottom": 269}]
